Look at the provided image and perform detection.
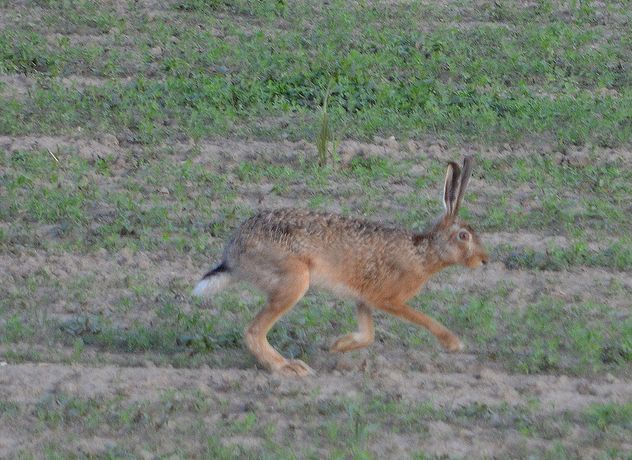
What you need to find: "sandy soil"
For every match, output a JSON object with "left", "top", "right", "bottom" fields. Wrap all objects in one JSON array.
[
  {"left": 0, "top": 1, "right": 630, "bottom": 454},
  {"left": 1, "top": 356, "right": 630, "bottom": 458},
  {"left": 1, "top": 135, "right": 631, "bottom": 457}
]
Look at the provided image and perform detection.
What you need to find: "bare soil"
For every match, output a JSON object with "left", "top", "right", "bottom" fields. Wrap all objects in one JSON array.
[
  {"left": 1, "top": 359, "right": 630, "bottom": 458},
  {"left": 1, "top": 134, "right": 631, "bottom": 457}
]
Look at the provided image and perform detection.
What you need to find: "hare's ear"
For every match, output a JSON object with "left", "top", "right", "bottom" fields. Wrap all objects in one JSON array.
[
  {"left": 442, "top": 161, "right": 461, "bottom": 217},
  {"left": 453, "top": 155, "right": 474, "bottom": 214}
]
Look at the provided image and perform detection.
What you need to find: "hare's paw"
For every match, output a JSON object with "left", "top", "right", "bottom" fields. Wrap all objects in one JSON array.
[
  {"left": 330, "top": 333, "right": 372, "bottom": 353},
  {"left": 438, "top": 332, "right": 464, "bottom": 352},
  {"left": 275, "top": 359, "right": 315, "bottom": 377}
]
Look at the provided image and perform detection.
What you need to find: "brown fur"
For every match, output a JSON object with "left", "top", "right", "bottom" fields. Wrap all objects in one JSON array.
[{"left": 194, "top": 157, "right": 488, "bottom": 376}]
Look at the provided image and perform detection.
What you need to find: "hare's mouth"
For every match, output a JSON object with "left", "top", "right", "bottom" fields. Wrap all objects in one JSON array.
[{"left": 466, "top": 255, "right": 488, "bottom": 268}]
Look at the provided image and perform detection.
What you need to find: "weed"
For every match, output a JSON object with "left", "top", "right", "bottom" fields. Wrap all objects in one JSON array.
[
  {"left": 448, "top": 297, "right": 497, "bottom": 345},
  {"left": 0, "top": 400, "right": 20, "bottom": 418},
  {"left": 497, "top": 235, "right": 632, "bottom": 271},
  {"left": 34, "top": 394, "right": 102, "bottom": 429},
  {"left": 1, "top": 315, "right": 33, "bottom": 343},
  {"left": 584, "top": 402, "right": 632, "bottom": 432},
  {"left": 316, "top": 80, "right": 338, "bottom": 167},
  {"left": 205, "top": 436, "right": 243, "bottom": 459},
  {"left": 174, "top": 0, "right": 222, "bottom": 11}
]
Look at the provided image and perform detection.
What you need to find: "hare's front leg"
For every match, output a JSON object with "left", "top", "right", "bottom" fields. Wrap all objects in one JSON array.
[
  {"left": 330, "top": 302, "right": 375, "bottom": 352},
  {"left": 244, "top": 260, "right": 314, "bottom": 376},
  {"left": 380, "top": 301, "right": 463, "bottom": 352}
]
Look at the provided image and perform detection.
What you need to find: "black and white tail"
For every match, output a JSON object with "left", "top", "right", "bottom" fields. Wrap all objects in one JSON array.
[{"left": 192, "top": 262, "right": 232, "bottom": 298}]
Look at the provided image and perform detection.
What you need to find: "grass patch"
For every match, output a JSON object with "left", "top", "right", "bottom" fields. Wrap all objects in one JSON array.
[
  {"left": 0, "top": 1, "right": 630, "bottom": 456},
  {"left": 498, "top": 240, "right": 632, "bottom": 271},
  {"left": 414, "top": 289, "right": 632, "bottom": 375},
  {"left": 1, "top": 1, "right": 630, "bottom": 144},
  {"left": 584, "top": 402, "right": 632, "bottom": 432}
]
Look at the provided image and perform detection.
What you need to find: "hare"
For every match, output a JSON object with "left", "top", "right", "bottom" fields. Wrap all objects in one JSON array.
[{"left": 193, "top": 156, "right": 488, "bottom": 376}]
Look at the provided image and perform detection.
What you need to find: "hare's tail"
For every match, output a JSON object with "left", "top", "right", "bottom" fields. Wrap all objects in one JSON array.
[{"left": 192, "top": 262, "right": 232, "bottom": 298}]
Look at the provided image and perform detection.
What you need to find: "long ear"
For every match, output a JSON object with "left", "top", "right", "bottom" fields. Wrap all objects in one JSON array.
[
  {"left": 442, "top": 161, "right": 461, "bottom": 217},
  {"left": 453, "top": 155, "right": 474, "bottom": 214}
]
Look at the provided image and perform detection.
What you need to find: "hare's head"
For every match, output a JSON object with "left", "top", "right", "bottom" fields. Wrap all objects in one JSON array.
[{"left": 430, "top": 156, "right": 488, "bottom": 269}]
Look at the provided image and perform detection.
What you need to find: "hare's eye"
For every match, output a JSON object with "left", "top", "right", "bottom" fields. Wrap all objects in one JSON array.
[{"left": 458, "top": 230, "right": 470, "bottom": 241}]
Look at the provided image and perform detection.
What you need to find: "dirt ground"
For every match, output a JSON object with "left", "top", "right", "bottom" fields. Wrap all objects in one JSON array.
[
  {"left": 1, "top": 358, "right": 631, "bottom": 458},
  {"left": 1, "top": 0, "right": 631, "bottom": 456},
  {"left": 1, "top": 135, "right": 631, "bottom": 458}
]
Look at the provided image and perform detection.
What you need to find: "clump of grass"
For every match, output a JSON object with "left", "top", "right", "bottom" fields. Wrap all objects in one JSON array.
[
  {"left": 174, "top": 0, "right": 222, "bottom": 11},
  {"left": 1, "top": 314, "right": 33, "bottom": 343},
  {"left": 584, "top": 402, "right": 632, "bottom": 432},
  {"left": 315, "top": 81, "right": 338, "bottom": 167},
  {"left": 498, "top": 240, "right": 632, "bottom": 271}
]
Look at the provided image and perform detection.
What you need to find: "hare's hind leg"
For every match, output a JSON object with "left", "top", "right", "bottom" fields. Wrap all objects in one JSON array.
[
  {"left": 244, "top": 259, "right": 314, "bottom": 377},
  {"left": 380, "top": 301, "right": 463, "bottom": 352},
  {"left": 330, "top": 302, "right": 375, "bottom": 353}
]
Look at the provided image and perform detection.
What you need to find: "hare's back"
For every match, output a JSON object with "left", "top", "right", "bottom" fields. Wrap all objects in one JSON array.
[
  {"left": 236, "top": 208, "right": 409, "bottom": 249},
  {"left": 224, "top": 209, "right": 424, "bottom": 298},
  {"left": 226, "top": 209, "right": 417, "bottom": 274}
]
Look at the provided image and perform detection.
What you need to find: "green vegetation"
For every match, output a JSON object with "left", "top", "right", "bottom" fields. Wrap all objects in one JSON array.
[
  {"left": 0, "top": 1, "right": 630, "bottom": 144},
  {"left": 1, "top": 141, "right": 631, "bottom": 377},
  {"left": 0, "top": 0, "right": 631, "bottom": 458},
  {"left": 500, "top": 240, "right": 632, "bottom": 271},
  {"left": 584, "top": 402, "right": 632, "bottom": 432},
  {"left": 4, "top": 389, "right": 628, "bottom": 459}
]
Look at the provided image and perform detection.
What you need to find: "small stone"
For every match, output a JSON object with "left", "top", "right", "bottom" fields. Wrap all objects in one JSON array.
[
  {"left": 386, "top": 135, "right": 399, "bottom": 150},
  {"left": 564, "top": 149, "right": 591, "bottom": 167},
  {"left": 576, "top": 382, "right": 597, "bottom": 396},
  {"left": 100, "top": 133, "right": 119, "bottom": 148},
  {"left": 373, "top": 135, "right": 387, "bottom": 146},
  {"left": 427, "top": 144, "right": 442, "bottom": 158},
  {"left": 149, "top": 46, "right": 163, "bottom": 58},
  {"left": 338, "top": 140, "right": 362, "bottom": 161},
  {"left": 334, "top": 357, "right": 354, "bottom": 372},
  {"left": 406, "top": 140, "right": 419, "bottom": 154}
]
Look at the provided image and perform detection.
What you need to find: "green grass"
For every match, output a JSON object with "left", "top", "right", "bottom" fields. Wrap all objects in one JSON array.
[
  {"left": 4, "top": 147, "right": 629, "bottom": 256},
  {"left": 478, "top": 155, "right": 632, "bottom": 235},
  {"left": 14, "top": 392, "right": 618, "bottom": 458},
  {"left": 499, "top": 240, "right": 632, "bottom": 271},
  {"left": 584, "top": 402, "right": 632, "bottom": 432},
  {"left": 1, "top": 1, "right": 630, "bottom": 144},
  {"left": 1, "top": 142, "right": 630, "bottom": 376},
  {"left": 3, "top": 275, "right": 622, "bottom": 377},
  {"left": 0, "top": 314, "right": 34, "bottom": 343},
  {"left": 0, "top": 1, "right": 630, "bottom": 456},
  {"left": 394, "top": 287, "right": 632, "bottom": 375}
]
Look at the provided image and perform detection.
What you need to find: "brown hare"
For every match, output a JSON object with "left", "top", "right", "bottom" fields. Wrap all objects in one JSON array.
[{"left": 193, "top": 156, "right": 488, "bottom": 376}]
